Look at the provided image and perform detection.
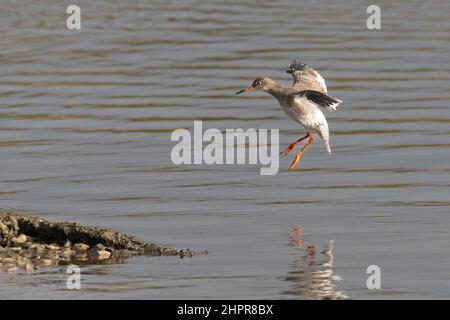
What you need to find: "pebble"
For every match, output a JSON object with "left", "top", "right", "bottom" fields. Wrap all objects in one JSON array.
[
  {"left": 89, "top": 249, "right": 111, "bottom": 260},
  {"left": 45, "top": 244, "right": 59, "bottom": 251},
  {"left": 11, "top": 234, "right": 27, "bottom": 244},
  {"left": 61, "top": 248, "right": 75, "bottom": 257},
  {"left": 95, "top": 243, "right": 106, "bottom": 250},
  {"left": 30, "top": 243, "right": 46, "bottom": 251},
  {"left": 97, "top": 250, "right": 111, "bottom": 260},
  {"left": 40, "top": 259, "right": 53, "bottom": 266},
  {"left": 74, "top": 243, "right": 89, "bottom": 252}
]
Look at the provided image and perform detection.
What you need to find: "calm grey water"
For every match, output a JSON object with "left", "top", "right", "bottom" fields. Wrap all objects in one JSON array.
[{"left": 1, "top": 0, "right": 450, "bottom": 299}]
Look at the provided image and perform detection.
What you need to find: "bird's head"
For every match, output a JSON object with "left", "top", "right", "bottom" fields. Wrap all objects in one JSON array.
[{"left": 235, "top": 77, "right": 275, "bottom": 95}]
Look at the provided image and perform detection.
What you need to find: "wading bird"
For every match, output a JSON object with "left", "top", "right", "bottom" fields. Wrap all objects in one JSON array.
[{"left": 235, "top": 60, "right": 341, "bottom": 171}]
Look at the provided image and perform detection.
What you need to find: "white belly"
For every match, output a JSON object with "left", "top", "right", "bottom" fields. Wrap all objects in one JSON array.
[
  {"left": 277, "top": 95, "right": 331, "bottom": 153},
  {"left": 280, "top": 100, "right": 327, "bottom": 132}
]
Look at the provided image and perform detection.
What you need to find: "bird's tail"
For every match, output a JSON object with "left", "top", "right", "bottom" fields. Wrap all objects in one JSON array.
[
  {"left": 324, "top": 141, "right": 331, "bottom": 154},
  {"left": 318, "top": 124, "right": 331, "bottom": 154}
]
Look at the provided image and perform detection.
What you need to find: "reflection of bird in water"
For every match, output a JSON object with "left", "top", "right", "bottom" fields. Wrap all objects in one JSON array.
[{"left": 283, "top": 226, "right": 348, "bottom": 300}]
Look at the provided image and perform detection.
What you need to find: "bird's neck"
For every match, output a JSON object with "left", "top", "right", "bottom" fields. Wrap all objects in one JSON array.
[{"left": 264, "top": 82, "right": 292, "bottom": 102}]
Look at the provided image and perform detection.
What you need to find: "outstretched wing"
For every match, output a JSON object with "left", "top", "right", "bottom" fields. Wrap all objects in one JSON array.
[
  {"left": 296, "top": 90, "right": 342, "bottom": 111},
  {"left": 286, "top": 60, "right": 327, "bottom": 93}
]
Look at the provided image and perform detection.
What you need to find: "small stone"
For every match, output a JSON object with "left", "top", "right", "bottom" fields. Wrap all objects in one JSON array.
[
  {"left": 95, "top": 243, "right": 106, "bottom": 250},
  {"left": 30, "top": 244, "right": 46, "bottom": 252},
  {"left": 61, "top": 248, "right": 75, "bottom": 257},
  {"left": 97, "top": 250, "right": 111, "bottom": 259},
  {"left": 11, "top": 234, "right": 27, "bottom": 244},
  {"left": 89, "top": 249, "right": 111, "bottom": 260},
  {"left": 74, "top": 243, "right": 89, "bottom": 251},
  {"left": 8, "top": 247, "right": 22, "bottom": 253},
  {"left": 45, "top": 244, "right": 59, "bottom": 251},
  {"left": 40, "top": 259, "right": 53, "bottom": 265}
]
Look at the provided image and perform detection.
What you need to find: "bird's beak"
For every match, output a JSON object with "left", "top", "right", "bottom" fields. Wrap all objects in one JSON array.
[{"left": 235, "top": 86, "right": 254, "bottom": 95}]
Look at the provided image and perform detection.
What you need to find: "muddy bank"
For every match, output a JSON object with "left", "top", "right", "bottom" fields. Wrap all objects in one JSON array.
[{"left": 0, "top": 211, "right": 193, "bottom": 273}]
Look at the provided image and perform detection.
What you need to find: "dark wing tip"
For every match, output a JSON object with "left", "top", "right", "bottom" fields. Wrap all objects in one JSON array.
[{"left": 297, "top": 90, "right": 341, "bottom": 110}]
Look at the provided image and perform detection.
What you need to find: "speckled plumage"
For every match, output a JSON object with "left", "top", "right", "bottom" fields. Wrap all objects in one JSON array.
[{"left": 286, "top": 60, "right": 328, "bottom": 93}]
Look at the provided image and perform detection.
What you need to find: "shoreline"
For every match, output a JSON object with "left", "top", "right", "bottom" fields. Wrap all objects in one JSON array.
[{"left": 0, "top": 211, "right": 193, "bottom": 274}]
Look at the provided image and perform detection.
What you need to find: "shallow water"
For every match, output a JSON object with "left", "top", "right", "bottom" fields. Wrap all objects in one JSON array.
[{"left": 1, "top": 0, "right": 450, "bottom": 299}]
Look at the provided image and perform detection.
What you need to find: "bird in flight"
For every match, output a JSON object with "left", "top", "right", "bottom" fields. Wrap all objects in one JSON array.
[{"left": 235, "top": 60, "right": 342, "bottom": 171}]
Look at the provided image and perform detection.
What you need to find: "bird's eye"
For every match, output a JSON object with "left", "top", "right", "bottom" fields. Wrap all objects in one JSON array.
[{"left": 255, "top": 81, "right": 262, "bottom": 86}]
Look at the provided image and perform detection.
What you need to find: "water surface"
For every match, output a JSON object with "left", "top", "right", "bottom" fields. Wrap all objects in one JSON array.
[{"left": 1, "top": 0, "right": 450, "bottom": 299}]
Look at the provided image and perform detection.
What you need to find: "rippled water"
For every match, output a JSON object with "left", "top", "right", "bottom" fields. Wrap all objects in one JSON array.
[{"left": 1, "top": 0, "right": 450, "bottom": 299}]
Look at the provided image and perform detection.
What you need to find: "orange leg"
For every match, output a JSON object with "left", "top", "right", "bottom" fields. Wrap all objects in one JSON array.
[
  {"left": 288, "top": 132, "right": 313, "bottom": 171},
  {"left": 280, "top": 133, "right": 309, "bottom": 156}
]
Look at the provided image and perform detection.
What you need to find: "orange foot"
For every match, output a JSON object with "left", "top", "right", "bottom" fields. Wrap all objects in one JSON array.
[{"left": 288, "top": 153, "right": 303, "bottom": 171}]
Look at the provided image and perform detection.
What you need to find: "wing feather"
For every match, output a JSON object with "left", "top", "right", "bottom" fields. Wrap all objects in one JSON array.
[
  {"left": 286, "top": 60, "right": 328, "bottom": 93},
  {"left": 296, "top": 90, "right": 342, "bottom": 111}
]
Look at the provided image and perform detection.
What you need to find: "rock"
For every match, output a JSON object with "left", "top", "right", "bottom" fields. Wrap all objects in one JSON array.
[
  {"left": 89, "top": 249, "right": 111, "bottom": 260},
  {"left": 39, "top": 259, "right": 53, "bottom": 266},
  {"left": 45, "top": 244, "right": 59, "bottom": 251},
  {"left": 97, "top": 250, "right": 111, "bottom": 260},
  {"left": 0, "top": 211, "right": 192, "bottom": 274},
  {"left": 0, "top": 215, "right": 19, "bottom": 246},
  {"left": 30, "top": 243, "right": 46, "bottom": 252},
  {"left": 0, "top": 221, "right": 9, "bottom": 239},
  {"left": 61, "top": 248, "right": 75, "bottom": 257},
  {"left": 74, "top": 243, "right": 89, "bottom": 252},
  {"left": 95, "top": 243, "right": 106, "bottom": 250},
  {"left": 11, "top": 234, "right": 27, "bottom": 244}
]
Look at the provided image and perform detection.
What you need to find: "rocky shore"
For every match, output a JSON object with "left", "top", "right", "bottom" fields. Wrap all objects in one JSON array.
[{"left": 0, "top": 211, "right": 193, "bottom": 274}]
